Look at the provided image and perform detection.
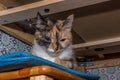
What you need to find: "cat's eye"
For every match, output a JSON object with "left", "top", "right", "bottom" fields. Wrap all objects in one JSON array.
[
  {"left": 45, "top": 37, "right": 51, "bottom": 42},
  {"left": 60, "top": 39, "right": 66, "bottom": 42}
]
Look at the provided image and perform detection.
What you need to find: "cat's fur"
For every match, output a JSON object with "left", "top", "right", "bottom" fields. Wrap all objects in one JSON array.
[{"left": 31, "top": 12, "right": 74, "bottom": 62}]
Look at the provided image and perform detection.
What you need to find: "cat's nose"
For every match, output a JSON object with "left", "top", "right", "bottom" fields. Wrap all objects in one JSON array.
[{"left": 47, "top": 48, "right": 55, "bottom": 53}]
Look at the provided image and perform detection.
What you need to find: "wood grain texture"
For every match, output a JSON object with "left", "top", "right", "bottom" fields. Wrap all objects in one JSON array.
[
  {"left": 0, "top": 66, "right": 84, "bottom": 80},
  {"left": 0, "top": 0, "right": 41, "bottom": 7},
  {"left": 0, "top": 25, "right": 34, "bottom": 45},
  {"left": 0, "top": 3, "right": 6, "bottom": 11},
  {"left": 0, "top": 0, "right": 109, "bottom": 24},
  {"left": 73, "top": 37, "right": 120, "bottom": 49},
  {"left": 0, "top": 0, "right": 64, "bottom": 24},
  {"left": 86, "top": 58, "right": 120, "bottom": 69}
]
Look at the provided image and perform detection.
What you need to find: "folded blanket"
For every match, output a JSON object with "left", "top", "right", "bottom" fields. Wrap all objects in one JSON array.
[{"left": 0, "top": 52, "right": 99, "bottom": 80}]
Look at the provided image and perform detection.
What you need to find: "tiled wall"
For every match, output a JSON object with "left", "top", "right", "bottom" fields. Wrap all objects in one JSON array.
[
  {"left": 0, "top": 30, "right": 32, "bottom": 55},
  {"left": 87, "top": 66, "right": 120, "bottom": 80}
]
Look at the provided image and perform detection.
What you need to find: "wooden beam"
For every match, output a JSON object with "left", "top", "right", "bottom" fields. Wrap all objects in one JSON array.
[
  {"left": 0, "top": 25, "right": 34, "bottom": 45},
  {"left": 97, "top": 53, "right": 105, "bottom": 58},
  {"left": 0, "top": 0, "right": 109, "bottom": 24},
  {"left": 72, "top": 29, "right": 85, "bottom": 44},
  {"left": 86, "top": 58, "right": 120, "bottom": 69},
  {"left": 0, "top": 0, "right": 63, "bottom": 24},
  {"left": 73, "top": 37, "right": 120, "bottom": 50},
  {"left": 0, "top": 2, "right": 6, "bottom": 11},
  {"left": 0, "top": 0, "right": 19, "bottom": 7},
  {"left": 93, "top": 52, "right": 120, "bottom": 61},
  {"left": 0, "top": 66, "right": 85, "bottom": 80},
  {"left": 0, "top": 0, "right": 42, "bottom": 7}
]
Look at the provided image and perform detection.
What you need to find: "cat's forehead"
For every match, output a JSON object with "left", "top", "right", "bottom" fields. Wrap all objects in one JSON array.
[
  {"left": 48, "top": 25, "right": 71, "bottom": 38},
  {"left": 48, "top": 25, "right": 61, "bottom": 36},
  {"left": 56, "top": 20, "right": 64, "bottom": 25},
  {"left": 53, "top": 20, "right": 65, "bottom": 30}
]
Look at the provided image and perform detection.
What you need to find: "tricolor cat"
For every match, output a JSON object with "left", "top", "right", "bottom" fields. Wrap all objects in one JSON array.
[{"left": 31, "top": 12, "right": 74, "bottom": 64}]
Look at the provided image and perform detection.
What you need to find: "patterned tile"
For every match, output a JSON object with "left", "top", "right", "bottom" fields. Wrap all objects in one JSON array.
[
  {"left": 87, "top": 66, "right": 120, "bottom": 80},
  {"left": 0, "top": 30, "right": 32, "bottom": 55}
]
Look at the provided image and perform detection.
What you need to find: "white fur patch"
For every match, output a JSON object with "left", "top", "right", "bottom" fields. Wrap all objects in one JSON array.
[
  {"left": 31, "top": 40, "right": 73, "bottom": 62},
  {"left": 47, "top": 48, "right": 55, "bottom": 53}
]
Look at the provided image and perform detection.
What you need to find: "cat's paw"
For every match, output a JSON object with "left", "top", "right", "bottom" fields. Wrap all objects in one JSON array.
[{"left": 55, "top": 58, "right": 72, "bottom": 68}]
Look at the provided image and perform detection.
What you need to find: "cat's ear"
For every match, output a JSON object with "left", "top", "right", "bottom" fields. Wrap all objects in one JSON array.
[
  {"left": 63, "top": 14, "right": 74, "bottom": 30},
  {"left": 36, "top": 12, "right": 46, "bottom": 25},
  {"left": 47, "top": 19, "right": 53, "bottom": 26},
  {"left": 36, "top": 12, "right": 47, "bottom": 30}
]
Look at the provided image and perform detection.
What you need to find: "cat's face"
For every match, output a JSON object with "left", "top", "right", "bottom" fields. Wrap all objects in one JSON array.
[{"left": 35, "top": 13, "right": 74, "bottom": 56}]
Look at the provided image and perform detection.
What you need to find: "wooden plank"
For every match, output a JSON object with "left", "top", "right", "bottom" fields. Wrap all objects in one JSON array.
[
  {"left": 97, "top": 54, "right": 105, "bottom": 58},
  {"left": 0, "top": 0, "right": 109, "bottom": 24},
  {"left": 86, "top": 58, "right": 120, "bottom": 69},
  {"left": 0, "top": 66, "right": 85, "bottom": 80},
  {"left": 0, "top": 3, "right": 6, "bottom": 11},
  {"left": 0, "top": 0, "right": 63, "bottom": 24},
  {"left": 73, "top": 37, "right": 120, "bottom": 50},
  {"left": 0, "top": 0, "right": 41, "bottom": 7},
  {"left": 0, "top": 25, "right": 34, "bottom": 45}
]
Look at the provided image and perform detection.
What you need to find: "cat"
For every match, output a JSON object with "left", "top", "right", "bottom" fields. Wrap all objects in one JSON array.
[{"left": 31, "top": 12, "right": 75, "bottom": 67}]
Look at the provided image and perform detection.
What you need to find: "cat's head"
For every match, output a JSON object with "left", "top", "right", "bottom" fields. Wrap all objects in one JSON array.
[{"left": 34, "top": 12, "right": 74, "bottom": 56}]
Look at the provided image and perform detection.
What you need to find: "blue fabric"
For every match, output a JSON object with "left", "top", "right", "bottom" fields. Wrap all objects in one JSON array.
[{"left": 0, "top": 52, "right": 100, "bottom": 80}]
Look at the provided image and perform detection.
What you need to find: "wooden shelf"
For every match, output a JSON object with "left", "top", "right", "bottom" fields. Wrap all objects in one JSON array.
[{"left": 0, "top": 66, "right": 85, "bottom": 80}]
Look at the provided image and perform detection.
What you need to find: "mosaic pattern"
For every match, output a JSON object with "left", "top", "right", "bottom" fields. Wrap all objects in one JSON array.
[
  {"left": 87, "top": 66, "right": 120, "bottom": 80},
  {"left": 0, "top": 30, "right": 32, "bottom": 55}
]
